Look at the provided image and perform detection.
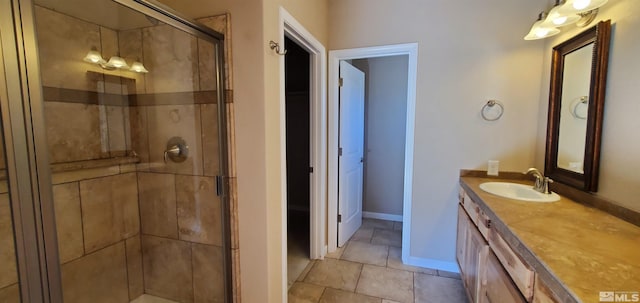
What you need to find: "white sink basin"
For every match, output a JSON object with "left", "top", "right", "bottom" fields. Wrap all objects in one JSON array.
[{"left": 479, "top": 182, "right": 560, "bottom": 202}]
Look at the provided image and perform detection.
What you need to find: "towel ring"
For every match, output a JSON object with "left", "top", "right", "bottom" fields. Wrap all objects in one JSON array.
[
  {"left": 481, "top": 100, "right": 504, "bottom": 121},
  {"left": 570, "top": 96, "right": 588, "bottom": 119}
]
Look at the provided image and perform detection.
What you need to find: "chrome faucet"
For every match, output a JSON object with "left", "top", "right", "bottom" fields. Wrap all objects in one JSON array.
[{"left": 523, "top": 168, "right": 553, "bottom": 194}]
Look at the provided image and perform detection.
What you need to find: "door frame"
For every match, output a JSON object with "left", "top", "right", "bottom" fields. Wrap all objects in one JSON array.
[
  {"left": 278, "top": 5, "right": 327, "bottom": 292},
  {"left": 328, "top": 43, "right": 418, "bottom": 264}
]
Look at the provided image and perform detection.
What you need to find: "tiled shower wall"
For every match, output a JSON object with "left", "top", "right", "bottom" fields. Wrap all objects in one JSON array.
[{"left": 20, "top": 5, "right": 237, "bottom": 303}]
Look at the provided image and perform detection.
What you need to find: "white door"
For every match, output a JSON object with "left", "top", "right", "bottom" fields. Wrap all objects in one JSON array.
[{"left": 338, "top": 61, "right": 365, "bottom": 247}]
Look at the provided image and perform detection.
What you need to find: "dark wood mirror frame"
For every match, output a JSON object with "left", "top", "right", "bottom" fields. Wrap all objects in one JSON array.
[{"left": 545, "top": 20, "right": 611, "bottom": 192}]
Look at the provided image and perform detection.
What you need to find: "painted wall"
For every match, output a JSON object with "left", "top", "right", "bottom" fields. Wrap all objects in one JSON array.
[
  {"left": 154, "top": 0, "right": 328, "bottom": 302},
  {"left": 329, "top": 0, "right": 546, "bottom": 267},
  {"left": 535, "top": 0, "right": 640, "bottom": 212},
  {"left": 353, "top": 56, "right": 408, "bottom": 217}
]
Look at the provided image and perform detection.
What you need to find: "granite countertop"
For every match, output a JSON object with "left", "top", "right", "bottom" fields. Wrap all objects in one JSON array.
[{"left": 460, "top": 176, "right": 640, "bottom": 303}]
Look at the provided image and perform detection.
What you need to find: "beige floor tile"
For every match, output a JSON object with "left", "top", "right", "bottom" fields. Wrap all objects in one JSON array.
[
  {"left": 437, "top": 270, "right": 462, "bottom": 280},
  {"left": 350, "top": 227, "right": 374, "bottom": 243},
  {"left": 387, "top": 247, "right": 437, "bottom": 275},
  {"left": 304, "top": 258, "right": 362, "bottom": 291},
  {"left": 296, "top": 260, "right": 316, "bottom": 282},
  {"left": 414, "top": 273, "right": 468, "bottom": 303},
  {"left": 288, "top": 282, "right": 324, "bottom": 303},
  {"left": 325, "top": 245, "right": 346, "bottom": 259},
  {"left": 362, "top": 218, "right": 394, "bottom": 230},
  {"left": 341, "top": 241, "right": 388, "bottom": 266},
  {"left": 371, "top": 229, "right": 402, "bottom": 247},
  {"left": 382, "top": 300, "right": 401, "bottom": 303},
  {"left": 356, "top": 265, "right": 414, "bottom": 303},
  {"left": 319, "top": 288, "right": 381, "bottom": 303}
]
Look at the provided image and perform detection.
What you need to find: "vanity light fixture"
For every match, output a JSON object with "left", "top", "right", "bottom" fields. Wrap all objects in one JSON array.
[
  {"left": 83, "top": 49, "right": 149, "bottom": 73},
  {"left": 560, "top": 0, "right": 608, "bottom": 13},
  {"left": 129, "top": 61, "right": 149, "bottom": 73},
  {"left": 83, "top": 49, "right": 107, "bottom": 65},
  {"left": 525, "top": 0, "right": 608, "bottom": 40},
  {"left": 524, "top": 12, "right": 561, "bottom": 40},
  {"left": 542, "top": 0, "right": 580, "bottom": 27}
]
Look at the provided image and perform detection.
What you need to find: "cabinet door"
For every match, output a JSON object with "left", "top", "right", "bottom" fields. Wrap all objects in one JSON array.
[
  {"left": 464, "top": 214, "right": 489, "bottom": 303},
  {"left": 481, "top": 251, "right": 527, "bottom": 303},
  {"left": 456, "top": 205, "right": 468, "bottom": 268}
]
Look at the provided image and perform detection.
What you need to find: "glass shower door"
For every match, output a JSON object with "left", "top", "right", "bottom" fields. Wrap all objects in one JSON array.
[
  {"left": 30, "top": 0, "right": 229, "bottom": 302},
  {"left": 0, "top": 54, "right": 21, "bottom": 303}
]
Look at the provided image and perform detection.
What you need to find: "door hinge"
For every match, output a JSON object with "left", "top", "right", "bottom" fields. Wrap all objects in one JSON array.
[
  {"left": 309, "top": 167, "right": 314, "bottom": 173},
  {"left": 338, "top": 147, "right": 343, "bottom": 156},
  {"left": 338, "top": 214, "right": 342, "bottom": 223},
  {"left": 339, "top": 78, "right": 344, "bottom": 87}
]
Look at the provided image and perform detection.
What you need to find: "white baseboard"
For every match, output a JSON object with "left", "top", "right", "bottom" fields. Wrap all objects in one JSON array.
[
  {"left": 362, "top": 211, "right": 403, "bottom": 222},
  {"left": 403, "top": 256, "right": 460, "bottom": 273}
]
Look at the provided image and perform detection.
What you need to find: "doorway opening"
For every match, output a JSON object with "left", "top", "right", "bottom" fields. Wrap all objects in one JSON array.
[
  {"left": 284, "top": 36, "right": 312, "bottom": 287},
  {"left": 328, "top": 44, "right": 418, "bottom": 266}
]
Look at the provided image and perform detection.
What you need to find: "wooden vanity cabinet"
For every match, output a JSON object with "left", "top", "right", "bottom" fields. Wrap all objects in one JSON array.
[
  {"left": 481, "top": 250, "right": 527, "bottom": 303},
  {"left": 458, "top": 187, "right": 535, "bottom": 303},
  {"left": 457, "top": 204, "right": 489, "bottom": 303}
]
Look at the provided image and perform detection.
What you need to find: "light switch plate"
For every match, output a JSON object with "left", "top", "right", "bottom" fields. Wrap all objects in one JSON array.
[{"left": 487, "top": 160, "right": 499, "bottom": 176}]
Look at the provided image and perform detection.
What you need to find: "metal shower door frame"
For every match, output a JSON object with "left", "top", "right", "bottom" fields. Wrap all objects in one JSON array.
[{"left": 3, "top": 0, "right": 231, "bottom": 301}]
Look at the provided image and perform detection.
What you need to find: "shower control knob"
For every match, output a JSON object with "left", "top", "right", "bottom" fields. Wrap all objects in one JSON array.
[{"left": 164, "top": 137, "right": 189, "bottom": 163}]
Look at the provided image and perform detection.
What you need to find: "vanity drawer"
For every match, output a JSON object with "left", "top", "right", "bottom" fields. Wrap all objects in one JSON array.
[
  {"left": 462, "top": 192, "right": 480, "bottom": 227},
  {"left": 477, "top": 209, "right": 491, "bottom": 240},
  {"left": 489, "top": 229, "right": 535, "bottom": 301}
]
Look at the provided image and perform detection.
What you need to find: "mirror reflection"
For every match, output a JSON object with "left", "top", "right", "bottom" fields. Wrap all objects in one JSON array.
[{"left": 557, "top": 43, "right": 593, "bottom": 173}]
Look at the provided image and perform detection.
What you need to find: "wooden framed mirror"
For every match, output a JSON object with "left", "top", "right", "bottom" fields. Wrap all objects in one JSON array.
[{"left": 545, "top": 20, "right": 611, "bottom": 192}]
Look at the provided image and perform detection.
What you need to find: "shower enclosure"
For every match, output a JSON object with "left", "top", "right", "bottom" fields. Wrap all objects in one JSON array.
[{"left": 0, "top": 0, "right": 231, "bottom": 302}]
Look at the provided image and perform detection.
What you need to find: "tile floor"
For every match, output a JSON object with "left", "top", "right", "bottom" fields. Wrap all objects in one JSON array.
[{"left": 288, "top": 218, "right": 469, "bottom": 303}]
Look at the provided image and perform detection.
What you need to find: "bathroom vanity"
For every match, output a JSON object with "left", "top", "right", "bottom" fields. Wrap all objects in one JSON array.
[{"left": 457, "top": 174, "right": 640, "bottom": 303}]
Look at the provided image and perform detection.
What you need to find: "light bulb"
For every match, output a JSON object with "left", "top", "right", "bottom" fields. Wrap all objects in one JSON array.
[
  {"left": 83, "top": 50, "right": 106, "bottom": 65},
  {"left": 573, "top": 0, "right": 591, "bottom": 10},
  {"left": 553, "top": 16, "right": 568, "bottom": 25},
  {"left": 105, "top": 56, "right": 129, "bottom": 69},
  {"left": 536, "top": 28, "right": 550, "bottom": 38}
]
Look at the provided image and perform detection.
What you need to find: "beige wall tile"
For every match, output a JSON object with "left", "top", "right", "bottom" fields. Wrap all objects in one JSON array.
[
  {"left": 0, "top": 194, "right": 18, "bottom": 288},
  {"left": 138, "top": 172, "right": 178, "bottom": 238},
  {"left": 0, "top": 284, "right": 20, "bottom": 303},
  {"left": 61, "top": 242, "right": 129, "bottom": 303},
  {"left": 52, "top": 165, "right": 120, "bottom": 185},
  {"left": 228, "top": 177, "right": 238, "bottom": 250},
  {"left": 80, "top": 173, "right": 139, "bottom": 252},
  {"left": 34, "top": 6, "right": 104, "bottom": 92},
  {"left": 146, "top": 104, "right": 203, "bottom": 175},
  {"left": 119, "top": 29, "right": 146, "bottom": 95},
  {"left": 196, "top": 14, "right": 232, "bottom": 91},
  {"left": 197, "top": 39, "right": 217, "bottom": 91},
  {"left": 99, "top": 27, "right": 119, "bottom": 73},
  {"left": 142, "top": 235, "right": 193, "bottom": 302},
  {"left": 142, "top": 25, "right": 198, "bottom": 94},
  {"left": 129, "top": 106, "right": 150, "bottom": 167},
  {"left": 176, "top": 175, "right": 221, "bottom": 245},
  {"left": 201, "top": 104, "right": 220, "bottom": 177},
  {"left": 225, "top": 102, "right": 236, "bottom": 178},
  {"left": 192, "top": 243, "right": 224, "bottom": 303},
  {"left": 125, "top": 236, "right": 144, "bottom": 300},
  {"left": 53, "top": 183, "right": 84, "bottom": 263},
  {"left": 106, "top": 105, "right": 128, "bottom": 157},
  {"left": 45, "top": 102, "right": 103, "bottom": 163}
]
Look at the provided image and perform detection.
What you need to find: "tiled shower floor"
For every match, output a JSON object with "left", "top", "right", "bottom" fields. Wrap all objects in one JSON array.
[{"left": 130, "top": 294, "right": 179, "bottom": 303}]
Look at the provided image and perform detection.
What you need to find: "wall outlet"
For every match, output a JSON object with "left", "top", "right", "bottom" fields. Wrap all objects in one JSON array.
[{"left": 487, "top": 160, "right": 499, "bottom": 176}]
